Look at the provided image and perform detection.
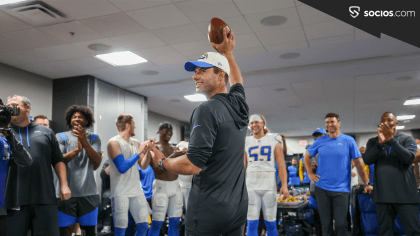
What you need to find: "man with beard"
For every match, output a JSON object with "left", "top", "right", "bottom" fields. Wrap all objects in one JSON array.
[
  {"left": 56, "top": 105, "right": 102, "bottom": 236},
  {"left": 364, "top": 112, "right": 420, "bottom": 236}
]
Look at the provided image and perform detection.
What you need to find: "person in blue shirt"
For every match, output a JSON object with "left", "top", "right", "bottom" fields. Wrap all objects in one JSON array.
[
  {"left": 288, "top": 158, "right": 300, "bottom": 187},
  {"left": 304, "top": 113, "right": 372, "bottom": 236}
]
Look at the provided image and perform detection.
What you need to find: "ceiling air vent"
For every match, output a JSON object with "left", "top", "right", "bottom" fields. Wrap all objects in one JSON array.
[{"left": 1, "top": 1, "right": 70, "bottom": 27}]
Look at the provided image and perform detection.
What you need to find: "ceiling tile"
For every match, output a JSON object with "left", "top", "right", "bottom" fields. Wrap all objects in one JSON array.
[
  {"left": 264, "top": 40, "right": 307, "bottom": 52},
  {"left": 0, "top": 35, "right": 28, "bottom": 53},
  {"left": 256, "top": 26, "right": 306, "bottom": 46},
  {"left": 0, "top": 52, "right": 27, "bottom": 65},
  {"left": 172, "top": 40, "right": 214, "bottom": 57},
  {"left": 66, "top": 57, "right": 112, "bottom": 70},
  {"left": 136, "top": 46, "right": 188, "bottom": 65},
  {"left": 355, "top": 28, "right": 377, "bottom": 41},
  {"left": 109, "top": 0, "right": 172, "bottom": 12},
  {"left": 2, "top": 28, "right": 62, "bottom": 49},
  {"left": 235, "top": 33, "right": 262, "bottom": 49},
  {"left": 175, "top": 0, "right": 241, "bottom": 23},
  {"left": 39, "top": 21, "right": 103, "bottom": 43},
  {"left": 0, "top": 11, "right": 32, "bottom": 33},
  {"left": 195, "top": 16, "right": 253, "bottom": 36},
  {"left": 309, "top": 34, "right": 354, "bottom": 47},
  {"left": 126, "top": 4, "right": 191, "bottom": 30},
  {"left": 44, "top": 0, "right": 121, "bottom": 20},
  {"left": 35, "top": 44, "right": 89, "bottom": 61},
  {"left": 0, "top": 49, "right": 53, "bottom": 65},
  {"left": 233, "top": 0, "right": 295, "bottom": 14},
  {"left": 304, "top": 21, "right": 353, "bottom": 40},
  {"left": 297, "top": 5, "right": 337, "bottom": 25},
  {"left": 234, "top": 46, "right": 266, "bottom": 57},
  {"left": 80, "top": 13, "right": 147, "bottom": 37},
  {"left": 151, "top": 24, "right": 206, "bottom": 45},
  {"left": 71, "top": 38, "right": 126, "bottom": 56},
  {"left": 244, "top": 7, "right": 301, "bottom": 33},
  {"left": 110, "top": 31, "right": 166, "bottom": 50}
]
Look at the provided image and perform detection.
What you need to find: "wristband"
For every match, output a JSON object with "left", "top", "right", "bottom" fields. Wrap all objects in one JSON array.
[{"left": 158, "top": 157, "right": 167, "bottom": 171}]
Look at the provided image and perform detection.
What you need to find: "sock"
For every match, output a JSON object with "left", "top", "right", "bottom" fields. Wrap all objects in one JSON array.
[
  {"left": 114, "top": 227, "right": 127, "bottom": 236},
  {"left": 246, "top": 220, "right": 259, "bottom": 236},
  {"left": 135, "top": 222, "right": 149, "bottom": 236},
  {"left": 264, "top": 220, "right": 278, "bottom": 236},
  {"left": 168, "top": 217, "right": 181, "bottom": 236},
  {"left": 147, "top": 221, "right": 164, "bottom": 236}
]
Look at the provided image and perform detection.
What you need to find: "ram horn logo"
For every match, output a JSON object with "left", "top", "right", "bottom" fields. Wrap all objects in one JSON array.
[{"left": 349, "top": 6, "right": 360, "bottom": 18}]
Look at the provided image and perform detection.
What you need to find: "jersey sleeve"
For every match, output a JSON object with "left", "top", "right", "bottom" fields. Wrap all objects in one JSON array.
[
  {"left": 51, "top": 131, "right": 65, "bottom": 167},
  {"left": 55, "top": 133, "right": 66, "bottom": 154},
  {"left": 308, "top": 139, "right": 320, "bottom": 157},
  {"left": 187, "top": 105, "right": 218, "bottom": 169},
  {"left": 91, "top": 134, "right": 102, "bottom": 153},
  {"left": 349, "top": 137, "right": 362, "bottom": 159}
]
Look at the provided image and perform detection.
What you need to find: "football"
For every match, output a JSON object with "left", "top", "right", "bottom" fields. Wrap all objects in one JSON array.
[{"left": 208, "top": 17, "right": 231, "bottom": 45}]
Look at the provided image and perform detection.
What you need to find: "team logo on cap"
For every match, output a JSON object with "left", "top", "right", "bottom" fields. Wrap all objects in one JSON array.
[
  {"left": 218, "top": 62, "right": 222, "bottom": 66},
  {"left": 199, "top": 53, "right": 208, "bottom": 60}
]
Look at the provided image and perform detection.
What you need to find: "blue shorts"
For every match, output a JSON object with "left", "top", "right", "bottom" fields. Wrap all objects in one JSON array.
[{"left": 57, "top": 195, "right": 99, "bottom": 227}]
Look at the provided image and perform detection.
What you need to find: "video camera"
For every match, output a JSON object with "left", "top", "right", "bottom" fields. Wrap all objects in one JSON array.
[{"left": 0, "top": 98, "right": 20, "bottom": 128}]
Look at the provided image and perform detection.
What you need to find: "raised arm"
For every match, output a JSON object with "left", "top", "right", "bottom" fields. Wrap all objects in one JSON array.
[
  {"left": 211, "top": 28, "right": 243, "bottom": 86},
  {"left": 107, "top": 139, "right": 149, "bottom": 174},
  {"left": 150, "top": 145, "right": 202, "bottom": 175},
  {"left": 73, "top": 126, "right": 102, "bottom": 170}
]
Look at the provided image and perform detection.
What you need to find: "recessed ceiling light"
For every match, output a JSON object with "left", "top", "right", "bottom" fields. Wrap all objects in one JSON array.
[
  {"left": 404, "top": 98, "right": 420, "bottom": 105},
  {"left": 95, "top": 51, "right": 147, "bottom": 66},
  {"left": 396, "top": 126, "right": 405, "bottom": 130},
  {"left": 87, "top": 44, "right": 112, "bottom": 52},
  {"left": 397, "top": 115, "right": 415, "bottom": 120},
  {"left": 396, "top": 76, "right": 412, "bottom": 81},
  {"left": 184, "top": 94, "right": 207, "bottom": 102},
  {"left": 169, "top": 99, "right": 181, "bottom": 102},
  {"left": 0, "top": 0, "right": 26, "bottom": 5},
  {"left": 141, "top": 70, "right": 159, "bottom": 75},
  {"left": 280, "top": 53, "right": 300, "bottom": 59},
  {"left": 274, "top": 88, "right": 287, "bottom": 92},
  {"left": 260, "top": 15, "right": 287, "bottom": 26}
]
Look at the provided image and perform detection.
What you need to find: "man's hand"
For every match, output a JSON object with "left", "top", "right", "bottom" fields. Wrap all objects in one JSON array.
[
  {"left": 280, "top": 185, "right": 289, "bottom": 200},
  {"left": 170, "top": 147, "right": 187, "bottom": 158},
  {"left": 379, "top": 122, "right": 395, "bottom": 143},
  {"left": 150, "top": 145, "right": 166, "bottom": 165},
  {"left": 138, "top": 139, "right": 154, "bottom": 155},
  {"left": 308, "top": 173, "right": 320, "bottom": 184},
  {"left": 60, "top": 185, "right": 71, "bottom": 201},
  {"left": 364, "top": 185, "right": 373, "bottom": 194},
  {"left": 105, "top": 166, "right": 110, "bottom": 175},
  {"left": 73, "top": 123, "right": 88, "bottom": 146},
  {"left": 210, "top": 28, "right": 235, "bottom": 55},
  {"left": 377, "top": 128, "right": 386, "bottom": 145}
]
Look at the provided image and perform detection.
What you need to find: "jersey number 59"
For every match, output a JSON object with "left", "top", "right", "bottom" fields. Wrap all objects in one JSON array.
[{"left": 249, "top": 146, "right": 272, "bottom": 162}]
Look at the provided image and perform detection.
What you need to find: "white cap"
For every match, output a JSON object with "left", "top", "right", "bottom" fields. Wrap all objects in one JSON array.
[
  {"left": 249, "top": 114, "right": 263, "bottom": 123},
  {"left": 184, "top": 52, "right": 230, "bottom": 75}
]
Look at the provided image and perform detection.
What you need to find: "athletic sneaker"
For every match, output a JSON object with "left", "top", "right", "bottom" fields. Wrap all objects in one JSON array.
[{"left": 101, "top": 226, "right": 111, "bottom": 233}]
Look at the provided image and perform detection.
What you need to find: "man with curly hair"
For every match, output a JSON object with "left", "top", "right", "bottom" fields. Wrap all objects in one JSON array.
[{"left": 56, "top": 105, "right": 102, "bottom": 236}]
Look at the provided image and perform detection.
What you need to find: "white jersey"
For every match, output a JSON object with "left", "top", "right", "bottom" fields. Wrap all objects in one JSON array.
[
  {"left": 245, "top": 134, "right": 280, "bottom": 191},
  {"left": 245, "top": 134, "right": 279, "bottom": 173},
  {"left": 109, "top": 135, "right": 143, "bottom": 198}
]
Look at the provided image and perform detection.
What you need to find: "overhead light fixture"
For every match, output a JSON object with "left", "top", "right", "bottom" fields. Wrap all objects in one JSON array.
[
  {"left": 0, "top": 0, "right": 26, "bottom": 5},
  {"left": 397, "top": 115, "right": 415, "bottom": 120},
  {"left": 95, "top": 51, "right": 147, "bottom": 66},
  {"left": 184, "top": 94, "right": 207, "bottom": 102},
  {"left": 404, "top": 98, "right": 420, "bottom": 105},
  {"left": 396, "top": 126, "right": 405, "bottom": 130},
  {"left": 260, "top": 15, "right": 287, "bottom": 26}
]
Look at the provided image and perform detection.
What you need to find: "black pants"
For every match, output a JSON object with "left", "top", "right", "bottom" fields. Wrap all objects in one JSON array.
[
  {"left": 6, "top": 204, "right": 59, "bottom": 236},
  {"left": 376, "top": 202, "right": 420, "bottom": 236},
  {"left": 186, "top": 224, "right": 245, "bottom": 236},
  {"left": 315, "top": 186, "right": 350, "bottom": 236}
]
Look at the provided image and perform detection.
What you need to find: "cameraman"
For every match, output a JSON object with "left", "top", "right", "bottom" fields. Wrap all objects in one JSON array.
[
  {"left": 0, "top": 99, "right": 32, "bottom": 236},
  {"left": 5, "top": 95, "right": 71, "bottom": 236}
]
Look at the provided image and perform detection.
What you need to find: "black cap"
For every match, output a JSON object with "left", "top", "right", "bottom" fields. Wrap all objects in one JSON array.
[{"left": 157, "top": 121, "right": 172, "bottom": 133}]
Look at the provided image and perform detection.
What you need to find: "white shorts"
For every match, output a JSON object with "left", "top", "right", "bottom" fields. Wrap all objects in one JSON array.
[
  {"left": 181, "top": 187, "right": 191, "bottom": 209},
  {"left": 247, "top": 190, "right": 277, "bottom": 222},
  {"left": 111, "top": 193, "right": 150, "bottom": 228},
  {"left": 152, "top": 179, "right": 183, "bottom": 221}
]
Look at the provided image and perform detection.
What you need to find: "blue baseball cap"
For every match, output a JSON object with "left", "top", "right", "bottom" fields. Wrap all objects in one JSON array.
[
  {"left": 184, "top": 52, "right": 230, "bottom": 75},
  {"left": 312, "top": 127, "right": 326, "bottom": 136}
]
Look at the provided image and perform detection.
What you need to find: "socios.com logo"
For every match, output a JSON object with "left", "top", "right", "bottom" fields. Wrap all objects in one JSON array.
[{"left": 349, "top": 6, "right": 360, "bottom": 18}]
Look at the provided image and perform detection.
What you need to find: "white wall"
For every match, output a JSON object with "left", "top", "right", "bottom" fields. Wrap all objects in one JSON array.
[
  {"left": 147, "top": 111, "right": 186, "bottom": 144},
  {"left": 0, "top": 63, "right": 52, "bottom": 118}
]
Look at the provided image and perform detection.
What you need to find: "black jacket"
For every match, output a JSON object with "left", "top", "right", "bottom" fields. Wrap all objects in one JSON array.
[{"left": 364, "top": 132, "right": 419, "bottom": 203}]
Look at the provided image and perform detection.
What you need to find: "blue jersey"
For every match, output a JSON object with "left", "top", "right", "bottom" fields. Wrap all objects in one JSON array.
[
  {"left": 138, "top": 164, "right": 155, "bottom": 200},
  {"left": 308, "top": 134, "right": 361, "bottom": 193},
  {"left": 0, "top": 137, "right": 10, "bottom": 209}
]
